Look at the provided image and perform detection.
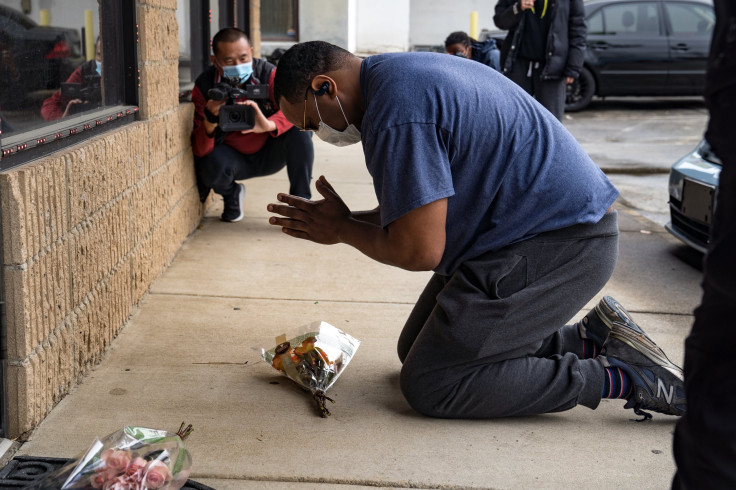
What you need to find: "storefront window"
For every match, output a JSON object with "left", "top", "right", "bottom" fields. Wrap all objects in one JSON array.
[
  {"left": 0, "top": 0, "right": 137, "bottom": 169},
  {"left": 261, "top": 0, "right": 298, "bottom": 41}
]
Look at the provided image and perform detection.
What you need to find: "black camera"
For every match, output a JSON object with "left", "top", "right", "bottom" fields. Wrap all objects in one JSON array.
[
  {"left": 61, "top": 74, "right": 101, "bottom": 104},
  {"left": 207, "top": 76, "right": 270, "bottom": 132},
  {"left": 60, "top": 74, "right": 102, "bottom": 115}
]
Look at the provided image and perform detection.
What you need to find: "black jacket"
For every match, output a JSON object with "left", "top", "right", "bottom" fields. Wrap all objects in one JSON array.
[
  {"left": 493, "top": 0, "right": 586, "bottom": 80},
  {"left": 706, "top": 0, "right": 736, "bottom": 98}
]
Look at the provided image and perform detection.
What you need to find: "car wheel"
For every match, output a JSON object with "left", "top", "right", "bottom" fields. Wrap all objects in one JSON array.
[{"left": 565, "top": 67, "right": 595, "bottom": 112}]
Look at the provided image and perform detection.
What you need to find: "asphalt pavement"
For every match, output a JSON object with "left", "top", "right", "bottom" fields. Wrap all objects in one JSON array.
[
  {"left": 3, "top": 100, "right": 709, "bottom": 489},
  {"left": 564, "top": 97, "right": 708, "bottom": 173}
]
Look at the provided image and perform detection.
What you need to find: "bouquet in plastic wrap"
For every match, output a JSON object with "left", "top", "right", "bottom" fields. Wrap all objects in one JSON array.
[
  {"left": 24, "top": 423, "right": 194, "bottom": 490},
  {"left": 260, "top": 321, "right": 360, "bottom": 417}
]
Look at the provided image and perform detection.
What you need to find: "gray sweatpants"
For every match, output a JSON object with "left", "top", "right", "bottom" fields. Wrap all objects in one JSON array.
[{"left": 398, "top": 211, "right": 619, "bottom": 418}]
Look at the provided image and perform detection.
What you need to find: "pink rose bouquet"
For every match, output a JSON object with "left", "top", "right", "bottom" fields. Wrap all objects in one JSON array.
[
  {"left": 260, "top": 321, "right": 360, "bottom": 417},
  {"left": 25, "top": 423, "right": 193, "bottom": 490}
]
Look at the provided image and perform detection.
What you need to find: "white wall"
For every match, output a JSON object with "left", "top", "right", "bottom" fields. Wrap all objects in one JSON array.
[
  {"left": 409, "top": 0, "right": 496, "bottom": 48},
  {"left": 299, "top": 0, "right": 357, "bottom": 50},
  {"left": 356, "top": 0, "right": 410, "bottom": 53},
  {"left": 257, "top": 0, "right": 500, "bottom": 56}
]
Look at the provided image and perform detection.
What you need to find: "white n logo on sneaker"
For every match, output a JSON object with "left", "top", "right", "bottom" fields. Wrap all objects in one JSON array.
[{"left": 656, "top": 378, "right": 674, "bottom": 404}]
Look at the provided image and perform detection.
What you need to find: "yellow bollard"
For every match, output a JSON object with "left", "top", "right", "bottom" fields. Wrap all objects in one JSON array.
[
  {"left": 85, "top": 10, "right": 95, "bottom": 61},
  {"left": 39, "top": 9, "right": 50, "bottom": 26},
  {"left": 470, "top": 11, "right": 479, "bottom": 40}
]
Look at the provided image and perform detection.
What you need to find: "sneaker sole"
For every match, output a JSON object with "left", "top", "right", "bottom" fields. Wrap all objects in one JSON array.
[
  {"left": 608, "top": 328, "right": 684, "bottom": 381},
  {"left": 595, "top": 296, "right": 644, "bottom": 333},
  {"left": 596, "top": 296, "right": 671, "bottom": 364}
]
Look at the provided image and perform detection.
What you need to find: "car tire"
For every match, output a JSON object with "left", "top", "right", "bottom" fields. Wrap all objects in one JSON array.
[{"left": 565, "top": 67, "right": 595, "bottom": 113}]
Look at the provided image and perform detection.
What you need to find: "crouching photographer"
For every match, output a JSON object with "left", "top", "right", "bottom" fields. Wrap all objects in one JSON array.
[
  {"left": 192, "top": 27, "right": 313, "bottom": 222},
  {"left": 41, "top": 37, "right": 102, "bottom": 121}
]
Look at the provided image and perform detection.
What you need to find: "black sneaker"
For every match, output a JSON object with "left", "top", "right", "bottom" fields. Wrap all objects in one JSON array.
[
  {"left": 599, "top": 333, "right": 686, "bottom": 420},
  {"left": 221, "top": 183, "right": 245, "bottom": 222}
]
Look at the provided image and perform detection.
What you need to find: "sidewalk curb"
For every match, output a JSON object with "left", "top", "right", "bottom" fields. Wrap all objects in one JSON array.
[{"left": 601, "top": 166, "right": 670, "bottom": 175}]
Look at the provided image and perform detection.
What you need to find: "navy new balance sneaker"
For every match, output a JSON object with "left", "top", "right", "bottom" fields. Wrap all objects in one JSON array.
[{"left": 599, "top": 332, "right": 686, "bottom": 420}]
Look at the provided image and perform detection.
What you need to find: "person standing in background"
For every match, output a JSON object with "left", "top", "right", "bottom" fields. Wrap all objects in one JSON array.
[
  {"left": 672, "top": 1, "right": 736, "bottom": 487},
  {"left": 493, "top": 0, "right": 586, "bottom": 120}
]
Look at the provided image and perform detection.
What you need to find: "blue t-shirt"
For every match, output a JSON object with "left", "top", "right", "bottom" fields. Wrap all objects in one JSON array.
[{"left": 359, "top": 52, "right": 619, "bottom": 275}]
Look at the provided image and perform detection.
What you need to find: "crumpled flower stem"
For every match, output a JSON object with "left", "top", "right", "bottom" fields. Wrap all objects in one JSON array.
[
  {"left": 312, "top": 390, "right": 335, "bottom": 417},
  {"left": 176, "top": 422, "right": 194, "bottom": 440}
]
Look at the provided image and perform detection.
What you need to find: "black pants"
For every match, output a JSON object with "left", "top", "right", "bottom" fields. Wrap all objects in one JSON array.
[
  {"left": 508, "top": 58, "right": 566, "bottom": 121},
  {"left": 672, "top": 87, "right": 736, "bottom": 488},
  {"left": 398, "top": 212, "right": 619, "bottom": 418},
  {"left": 195, "top": 126, "right": 313, "bottom": 201}
]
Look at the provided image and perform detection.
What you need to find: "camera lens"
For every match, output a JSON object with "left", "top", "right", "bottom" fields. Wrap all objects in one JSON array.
[{"left": 228, "top": 110, "right": 241, "bottom": 122}]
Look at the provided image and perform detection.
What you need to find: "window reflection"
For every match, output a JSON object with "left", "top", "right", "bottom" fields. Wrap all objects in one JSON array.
[
  {"left": 261, "top": 0, "right": 297, "bottom": 41},
  {"left": 0, "top": 1, "right": 100, "bottom": 135},
  {"left": 41, "top": 36, "right": 101, "bottom": 121}
]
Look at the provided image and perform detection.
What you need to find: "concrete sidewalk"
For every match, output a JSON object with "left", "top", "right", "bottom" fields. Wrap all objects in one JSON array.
[{"left": 10, "top": 139, "right": 702, "bottom": 489}]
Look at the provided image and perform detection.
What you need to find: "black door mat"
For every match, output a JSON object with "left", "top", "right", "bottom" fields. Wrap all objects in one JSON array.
[{"left": 0, "top": 455, "right": 215, "bottom": 489}]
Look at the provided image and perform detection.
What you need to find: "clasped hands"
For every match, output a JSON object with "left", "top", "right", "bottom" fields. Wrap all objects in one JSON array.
[{"left": 267, "top": 176, "right": 352, "bottom": 244}]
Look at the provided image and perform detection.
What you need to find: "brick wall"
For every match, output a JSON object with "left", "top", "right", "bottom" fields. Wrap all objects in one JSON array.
[{"left": 0, "top": 0, "right": 203, "bottom": 439}]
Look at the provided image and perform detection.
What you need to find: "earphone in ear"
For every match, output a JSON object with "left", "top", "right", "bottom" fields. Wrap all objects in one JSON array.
[{"left": 312, "top": 81, "right": 330, "bottom": 96}]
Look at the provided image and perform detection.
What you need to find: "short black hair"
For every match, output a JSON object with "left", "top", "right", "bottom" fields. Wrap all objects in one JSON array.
[
  {"left": 212, "top": 27, "right": 250, "bottom": 56},
  {"left": 444, "top": 31, "right": 472, "bottom": 49},
  {"left": 273, "top": 41, "right": 354, "bottom": 106}
]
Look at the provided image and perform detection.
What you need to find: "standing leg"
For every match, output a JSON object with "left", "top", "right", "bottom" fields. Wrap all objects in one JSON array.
[
  {"left": 533, "top": 75, "right": 566, "bottom": 121},
  {"left": 507, "top": 57, "right": 534, "bottom": 96}
]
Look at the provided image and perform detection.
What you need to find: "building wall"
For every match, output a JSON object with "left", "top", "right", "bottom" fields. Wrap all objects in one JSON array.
[
  {"left": 408, "top": 0, "right": 496, "bottom": 48},
  {"left": 0, "top": 0, "right": 203, "bottom": 439},
  {"left": 262, "top": 0, "right": 496, "bottom": 56},
  {"left": 356, "top": 0, "right": 410, "bottom": 53},
  {"left": 299, "top": 0, "right": 357, "bottom": 52}
]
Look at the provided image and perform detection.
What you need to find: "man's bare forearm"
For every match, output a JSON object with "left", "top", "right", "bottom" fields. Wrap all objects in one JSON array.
[{"left": 351, "top": 207, "right": 381, "bottom": 226}]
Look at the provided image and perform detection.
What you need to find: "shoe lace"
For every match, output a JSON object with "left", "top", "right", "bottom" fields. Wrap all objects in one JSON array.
[
  {"left": 631, "top": 404, "right": 653, "bottom": 422},
  {"left": 627, "top": 391, "right": 677, "bottom": 422}
]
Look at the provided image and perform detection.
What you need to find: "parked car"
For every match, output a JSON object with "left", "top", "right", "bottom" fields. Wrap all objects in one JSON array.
[
  {"left": 482, "top": 0, "right": 714, "bottom": 112},
  {"left": 0, "top": 4, "right": 84, "bottom": 109},
  {"left": 666, "top": 138, "right": 720, "bottom": 253}
]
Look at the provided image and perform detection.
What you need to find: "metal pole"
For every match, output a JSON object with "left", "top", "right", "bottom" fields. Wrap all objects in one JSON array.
[
  {"left": 0, "top": 185, "right": 7, "bottom": 437},
  {"left": 249, "top": 0, "right": 260, "bottom": 58}
]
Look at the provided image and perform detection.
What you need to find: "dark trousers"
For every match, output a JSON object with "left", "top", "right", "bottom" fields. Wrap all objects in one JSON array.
[
  {"left": 508, "top": 58, "right": 566, "bottom": 121},
  {"left": 195, "top": 126, "right": 313, "bottom": 200},
  {"left": 398, "top": 212, "right": 619, "bottom": 418},
  {"left": 672, "top": 87, "right": 736, "bottom": 489}
]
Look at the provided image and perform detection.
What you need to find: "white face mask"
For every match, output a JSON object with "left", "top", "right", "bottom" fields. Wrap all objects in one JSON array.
[{"left": 313, "top": 94, "right": 361, "bottom": 147}]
